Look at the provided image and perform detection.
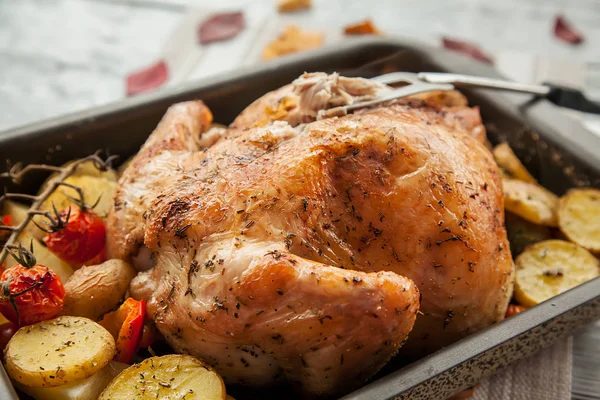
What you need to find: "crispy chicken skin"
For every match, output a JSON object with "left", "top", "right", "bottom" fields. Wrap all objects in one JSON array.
[{"left": 107, "top": 73, "right": 513, "bottom": 396}]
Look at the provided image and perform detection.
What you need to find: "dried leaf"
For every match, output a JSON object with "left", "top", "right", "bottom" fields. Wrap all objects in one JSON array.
[
  {"left": 198, "top": 12, "right": 245, "bottom": 45},
  {"left": 442, "top": 37, "right": 494, "bottom": 64},
  {"left": 262, "top": 25, "right": 324, "bottom": 61},
  {"left": 126, "top": 61, "right": 168, "bottom": 96},
  {"left": 278, "top": 0, "right": 311, "bottom": 13},
  {"left": 344, "top": 19, "right": 381, "bottom": 35},
  {"left": 554, "top": 15, "right": 584, "bottom": 45}
]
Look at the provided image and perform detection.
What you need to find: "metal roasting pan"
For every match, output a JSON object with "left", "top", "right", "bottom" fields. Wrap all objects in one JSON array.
[{"left": 0, "top": 37, "right": 599, "bottom": 400}]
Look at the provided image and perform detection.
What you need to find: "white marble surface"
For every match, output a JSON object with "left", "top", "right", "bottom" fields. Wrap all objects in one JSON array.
[
  {"left": 1, "top": 0, "right": 600, "bottom": 131},
  {"left": 1, "top": 1, "right": 600, "bottom": 399}
]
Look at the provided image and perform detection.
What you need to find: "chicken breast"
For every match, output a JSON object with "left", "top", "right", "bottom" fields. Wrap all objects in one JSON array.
[{"left": 107, "top": 73, "right": 513, "bottom": 397}]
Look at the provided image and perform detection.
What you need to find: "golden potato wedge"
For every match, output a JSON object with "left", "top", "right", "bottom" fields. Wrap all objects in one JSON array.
[
  {"left": 14, "top": 361, "right": 128, "bottom": 400},
  {"left": 99, "top": 355, "right": 226, "bottom": 400},
  {"left": 4, "top": 316, "right": 115, "bottom": 388},
  {"left": 61, "top": 260, "right": 137, "bottom": 320},
  {"left": 558, "top": 188, "right": 600, "bottom": 253},
  {"left": 5, "top": 235, "right": 73, "bottom": 283},
  {"left": 503, "top": 179, "right": 559, "bottom": 226},
  {"left": 2, "top": 200, "right": 29, "bottom": 225},
  {"left": 1, "top": 200, "right": 45, "bottom": 240},
  {"left": 493, "top": 143, "right": 536, "bottom": 183},
  {"left": 69, "top": 160, "right": 117, "bottom": 181},
  {"left": 514, "top": 240, "right": 600, "bottom": 307},
  {"left": 505, "top": 212, "right": 552, "bottom": 256},
  {"left": 39, "top": 160, "right": 117, "bottom": 191},
  {"left": 39, "top": 175, "right": 116, "bottom": 219}
]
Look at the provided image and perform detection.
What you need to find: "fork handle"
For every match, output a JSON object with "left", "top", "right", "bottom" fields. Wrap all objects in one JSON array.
[
  {"left": 543, "top": 82, "right": 600, "bottom": 115},
  {"left": 417, "top": 72, "right": 551, "bottom": 96}
]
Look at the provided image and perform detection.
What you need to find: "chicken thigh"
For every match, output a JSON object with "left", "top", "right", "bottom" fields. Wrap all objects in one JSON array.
[{"left": 107, "top": 73, "right": 513, "bottom": 397}]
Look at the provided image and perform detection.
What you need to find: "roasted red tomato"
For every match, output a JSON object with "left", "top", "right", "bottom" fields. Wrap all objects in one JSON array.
[
  {"left": 0, "top": 246, "right": 65, "bottom": 326},
  {"left": 43, "top": 204, "right": 106, "bottom": 265}
]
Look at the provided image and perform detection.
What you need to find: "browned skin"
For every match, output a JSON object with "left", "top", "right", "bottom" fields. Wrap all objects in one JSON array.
[{"left": 107, "top": 78, "right": 513, "bottom": 396}]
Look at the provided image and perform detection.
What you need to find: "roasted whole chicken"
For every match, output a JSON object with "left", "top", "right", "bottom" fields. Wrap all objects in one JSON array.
[{"left": 107, "top": 73, "right": 514, "bottom": 397}]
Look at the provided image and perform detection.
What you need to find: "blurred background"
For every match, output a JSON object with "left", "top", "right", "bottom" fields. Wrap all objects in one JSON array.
[{"left": 1, "top": 0, "right": 599, "bottom": 132}]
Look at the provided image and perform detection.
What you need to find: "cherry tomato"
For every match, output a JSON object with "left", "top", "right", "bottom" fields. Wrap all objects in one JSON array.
[
  {"left": 505, "top": 304, "right": 527, "bottom": 318},
  {"left": 43, "top": 204, "right": 106, "bottom": 265},
  {"left": 0, "top": 322, "right": 17, "bottom": 352},
  {"left": 0, "top": 261, "right": 65, "bottom": 327}
]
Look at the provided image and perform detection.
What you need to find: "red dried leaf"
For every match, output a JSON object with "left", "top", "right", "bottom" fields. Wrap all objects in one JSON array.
[
  {"left": 126, "top": 61, "right": 168, "bottom": 96},
  {"left": 554, "top": 15, "right": 584, "bottom": 45},
  {"left": 198, "top": 12, "right": 245, "bottom": 45},
  {"left": 442, "top": 37, "right": 494, "bottom": 64}
]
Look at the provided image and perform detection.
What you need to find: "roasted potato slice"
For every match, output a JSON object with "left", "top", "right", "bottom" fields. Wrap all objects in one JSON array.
[
  {"left": 4, "top": 316, "right": 115, "bottom": 388},
  {"left": 503, "top": 179, "right": 559, "bottom": 226},
  {"left": 558, "top": 188, "right": 600, "bottom": 253},
  {"left": 14, "top": 361, "right": 128, "bottom": 400},
  {"left": 99, "top": 355, "right": 226, "bottom": 400},
  {"left": 514, "top": 240, "right": 600, "bottom": 307},
  {"left": 39, "top": 175, "right": 116, "bottom": 218},
  {"left": 1, "top": 200, "right": 44, "bottom": 240},
  {"left": 493, "top": 143, "right": 536, "bottom": 183},
  {"left": 61, "top": 260, "right": 137, "bottom": 320},
  {"left": 39, "top": 160, "right": 117, "bottom": 190},
  {"left": 505, "top": 212, "right": 552, "bottom": 256}
]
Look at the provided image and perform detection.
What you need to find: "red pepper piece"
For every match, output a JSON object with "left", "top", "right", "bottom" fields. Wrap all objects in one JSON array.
[
  {"left": 126, "top": 61, "right": 169, "bottom": 97},
  {"left": 100, "top": 298, "right": 146, "bottom": 364},
  {"left": 554, "top": 15, "right": 584, "bottom": 45},
  {"left": 442, "top": 37, "right": 494, "bottom": 64}
]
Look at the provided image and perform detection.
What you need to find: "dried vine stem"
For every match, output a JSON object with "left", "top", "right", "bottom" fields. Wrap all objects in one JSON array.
[{"left": 0, "top": 151, "right": 117, "bottom": 265}]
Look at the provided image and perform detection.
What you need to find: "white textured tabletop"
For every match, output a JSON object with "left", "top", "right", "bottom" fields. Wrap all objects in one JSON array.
[{"left": 1, "top": 0, "right": 599, "bottom": 399}]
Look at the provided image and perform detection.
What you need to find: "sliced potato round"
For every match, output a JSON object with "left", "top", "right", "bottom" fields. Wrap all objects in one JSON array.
[
  {"left": 99, "top": 355, "right": 226, "bottom": 400},
  {"left": 505, "top": 212, "right": 551, "bottom": 256},
  {"left": 4, "top": 316, "right": 115, "bottom": 388},
  {"left": 493, "top": 143, "right": 536, "bottom": 183},
  {"left": 40, "top": 175, "right": 116, "bottom": 219},
  {"left": 14, "top": 361, "right": 128, "bottom": 400},
  {"left": 1, "top": 200, "right": 44, "bottom": 240},
  {"left": 39, "top": 160, "right": 117, "bottom": 191},
  {"left": 558, "top": 188, "right": 600, "bottom": 253},
  {"left": 514, "top": 240, "right": 600, "bottom": 307},
  {"left": 70, "top": 160, "right": 117, "bottom": 181},
  {"left": 503, "top": 179, "right": 559, "bottom": 226}
]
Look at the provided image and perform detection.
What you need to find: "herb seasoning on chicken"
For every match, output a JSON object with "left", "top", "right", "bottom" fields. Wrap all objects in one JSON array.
[{"left": 107, "top": 73, "right": 513, "bottom": 397}]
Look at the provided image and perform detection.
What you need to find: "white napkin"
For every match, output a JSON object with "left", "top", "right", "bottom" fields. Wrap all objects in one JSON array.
[{"left": 473, "top": 337, "right": 572, "bottom": 400}]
